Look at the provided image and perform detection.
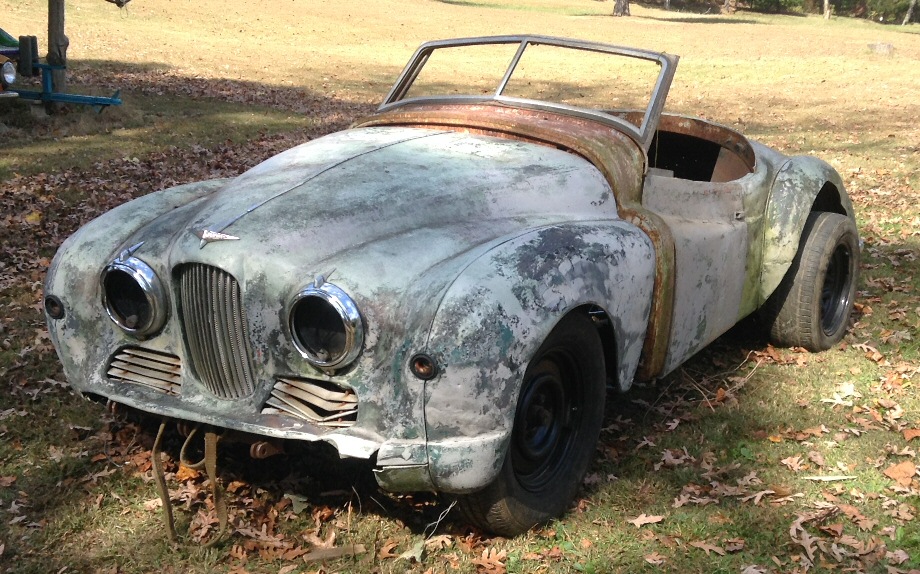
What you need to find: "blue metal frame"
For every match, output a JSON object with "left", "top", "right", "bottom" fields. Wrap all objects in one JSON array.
[{"left": 14, "top": 63, "right": 122, "bottom": 110}]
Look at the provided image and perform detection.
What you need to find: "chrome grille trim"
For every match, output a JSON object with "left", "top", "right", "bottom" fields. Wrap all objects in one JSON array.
[
  {"left": 178, "top": 264, "right": 256, "bottom": 399},
  {"left": 107, "top": 347, "right": 181, "bottom": 395},
  {"left": 262, "top": 377, "right": 357, "bottom": 427}
]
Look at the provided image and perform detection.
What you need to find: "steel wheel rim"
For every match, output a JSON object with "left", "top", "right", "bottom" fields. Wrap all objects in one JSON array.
[
  {"left": 821, "top": 242, "right": 852, "bottom": 336},
  {"left": 511, "top": 350, "right": 582, "bottom": 492}
]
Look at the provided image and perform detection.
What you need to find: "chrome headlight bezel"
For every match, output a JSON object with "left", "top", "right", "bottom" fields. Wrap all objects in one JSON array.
[
  {"left": 289, "top": 280, "right": 364, "bottom": 369},
  {"left": 100, "top": 256, "right": 168, "bottom": 338},
  {"left": 1, "top": 61, "right": 15, "bottom": 87}
]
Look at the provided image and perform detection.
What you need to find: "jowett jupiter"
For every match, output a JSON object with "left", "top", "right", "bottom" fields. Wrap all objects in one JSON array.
[{"left": 44, "top": 36, "right": 859, "bottom": 536}]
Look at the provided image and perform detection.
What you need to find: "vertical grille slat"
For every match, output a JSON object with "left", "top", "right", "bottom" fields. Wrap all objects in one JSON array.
[{"left": 178, "top": 264, "right": 256, "bottom": 399}]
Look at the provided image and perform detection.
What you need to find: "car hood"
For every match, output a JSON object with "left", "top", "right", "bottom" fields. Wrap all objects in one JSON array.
[{"left": 126, "top": 126, "right": 617, "bottom": 295}]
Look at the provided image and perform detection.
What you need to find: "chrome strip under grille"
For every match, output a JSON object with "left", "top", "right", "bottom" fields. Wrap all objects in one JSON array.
[
  {"left": 108, "top": 347, "right": 181, "bottom": 395},
  {"left": 178, "top": 264, "right": 256, "bottom": 399},
  {"left": 262, "top": 377, "right": 357, "bottom": 427}
]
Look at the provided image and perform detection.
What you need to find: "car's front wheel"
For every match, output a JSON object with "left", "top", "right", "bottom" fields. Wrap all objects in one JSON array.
[
  {"left": 457, "top": 313, "right": 605, "bottom": 537},
  {"left": 762, "top": 211, "right": 860, "bottom": 351}
]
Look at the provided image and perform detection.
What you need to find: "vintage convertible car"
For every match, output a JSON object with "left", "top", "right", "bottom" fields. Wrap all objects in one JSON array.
[{"left": 44, "top": 35, "right": 859, "bottom": 536}]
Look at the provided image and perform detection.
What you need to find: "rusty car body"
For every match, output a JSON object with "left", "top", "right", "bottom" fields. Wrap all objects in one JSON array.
[{"left": 44, "top": 36, "right": 859, "bottom": 535}]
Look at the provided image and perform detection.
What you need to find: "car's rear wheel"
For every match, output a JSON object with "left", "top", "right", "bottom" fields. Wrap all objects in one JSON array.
[
  {"left": 457, "top": 313, "right": 605, "bottom": 537},
  {"left": 761, "top": 211, "right": 859, "bottom": 351}
]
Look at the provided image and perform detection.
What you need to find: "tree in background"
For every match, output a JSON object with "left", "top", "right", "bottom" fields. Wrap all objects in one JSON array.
[
  {"left": 904, "top": 0, "right": 917, "bottom": 23},
  {"left": 48, "top": 0, "right": 67, "bottom": 94},
  {"left": 613, "top": 0, "right": 631, "bottom": 15},
  {"left": 45, "top": 0, "right": 129, "bottom": 96}
]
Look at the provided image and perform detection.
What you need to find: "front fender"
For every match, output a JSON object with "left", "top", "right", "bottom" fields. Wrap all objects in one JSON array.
[
  {"left": 760, "top": 158, "right": 854, "bottom": 302},
  {"left": 421, "top": 221, "right": 655, "bottom": 492},
  {"left": 44, "top": 180, "right": 229, "bottom": 388}
]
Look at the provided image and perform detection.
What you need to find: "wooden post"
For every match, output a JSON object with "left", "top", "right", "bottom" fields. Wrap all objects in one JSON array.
[{"left": 48, "top": 0, "right": 69, "bottom": 94}]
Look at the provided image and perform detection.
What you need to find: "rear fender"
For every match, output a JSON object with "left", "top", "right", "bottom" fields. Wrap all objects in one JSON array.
[
  {"left": 420, "top": 222, "right": 655, "bottom": 492},
  {"left": 760, "top": 158, "right": 854, "bottom": 302}
]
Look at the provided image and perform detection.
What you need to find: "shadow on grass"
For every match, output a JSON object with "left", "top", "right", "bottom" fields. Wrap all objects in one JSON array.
[
  {"left": 0, "top": 58, "right": 378, "bottom": 179},
  {"left": 636, "top": 15, "right": 761, "bottom": 23}
]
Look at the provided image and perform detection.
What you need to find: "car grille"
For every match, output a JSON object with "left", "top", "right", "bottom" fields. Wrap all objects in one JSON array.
[
  {"left": 108, "top": 347, "right": 182, "bottom": 395},
  {"left": 262, "top": 376, "right": 357, "bottom": 427},
  {"left": 178, "top": 263, "right": 256, "bottom": 399}
]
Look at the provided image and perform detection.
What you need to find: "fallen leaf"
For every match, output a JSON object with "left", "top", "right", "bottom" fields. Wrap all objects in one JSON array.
[
  {"left": 883, "top": 461, "right": 917, "bottom": 486},
  {"left": 424, "top": 534, "right": 452, "bottom": 551},
  {"left": 644, "top": 551, "right": 666, "bottom": 565},
  {"left": 470, "top": 548, "right": 507, "bottom": 573},
  {"left": 378, "top": 539, "right": 400, "bottom": 560},
  {"left": 807, "top": 451, "right": 826, "bottom": 467},
  {"left": 398, "top": 539, "right": 425, "bottom": 563},
  {"left": 886, "top": 549, "right": 909, "bottom": 565},
  {"left": 904, "top": 429, "right": 920, "bottom": 442},
  {"left": 175, "top": 464, "right": 201, "bottom": 482},
  {"left": 724, "top": 538, "right": 745, "bottom": 552},
  {"left": 741, "top": 490, "right": 775, "bottom": 505},
  {"left": 284, "top": 493, "right": 310, "bottom": 515},
  {"left": 690, "top": 540, "right": 726, "bottom": 556},
  {"left": 627, "top": 514, "right": 664, "bottom": 528}
]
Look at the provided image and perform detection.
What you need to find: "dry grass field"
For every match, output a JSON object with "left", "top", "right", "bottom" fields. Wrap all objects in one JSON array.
[{"left": 1, "top": 1, "right": 919, "bottom": 573}]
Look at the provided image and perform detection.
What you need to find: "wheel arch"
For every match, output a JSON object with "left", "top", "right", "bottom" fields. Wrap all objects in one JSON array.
[
  {"left": 420, "top": 222, "right": 654, "bottom": 492},
  {"left": 759, "top": 157, "right": 855, "bottom": 304}
]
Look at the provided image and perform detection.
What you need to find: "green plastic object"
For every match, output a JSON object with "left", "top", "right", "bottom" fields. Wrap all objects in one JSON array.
[{"left": 0, "top": 27, "right": 19, "bottom": 48}]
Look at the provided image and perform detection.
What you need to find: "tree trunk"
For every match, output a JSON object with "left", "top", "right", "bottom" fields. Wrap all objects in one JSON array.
[
  {"left": 664, "top": 0, "right": 671, "bottom": 10},
  {"left": 824, "top": 0, "right": 832, "bottom": 19},
  {"left": 48, "top": 0, "right": 69, "bottom": 94},
  {"left": 613, "top": 0, "right": 631, "bottom": 16},
  {"left": 722, "top": 0, "right": 737, "bottom": 14},
  {"left": 904, "top": 0, "right": 917, "bottom": 24}
]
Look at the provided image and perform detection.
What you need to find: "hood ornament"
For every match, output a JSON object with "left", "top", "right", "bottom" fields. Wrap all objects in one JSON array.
[{"left": 192, "top": 228, "right": 240, "bottom": 249}]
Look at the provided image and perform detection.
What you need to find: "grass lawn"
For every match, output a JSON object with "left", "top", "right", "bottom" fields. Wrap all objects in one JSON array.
[{"left": 1, "top": 0, "right": 919, "bottom": 572}]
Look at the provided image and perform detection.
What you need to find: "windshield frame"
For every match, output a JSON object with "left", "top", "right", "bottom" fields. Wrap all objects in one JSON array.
[{"left": 379, "top": 35, "right": 678, "bottom": 151}]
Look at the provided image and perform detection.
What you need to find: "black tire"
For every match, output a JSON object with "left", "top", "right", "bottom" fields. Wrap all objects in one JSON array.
[
  {"left": 762, "top": 211, "right": 859, "bottom": 351},
  {"left": 17, "top": 35, "right": 34, "bottom": 77},
  {"left": 457, "top": 313, "right": 605, "bottom": 537}
]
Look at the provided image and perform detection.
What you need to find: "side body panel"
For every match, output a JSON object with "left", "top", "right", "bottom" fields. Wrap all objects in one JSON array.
[{"left": 643, "top": 177, "right": 750, "bottom": 374}]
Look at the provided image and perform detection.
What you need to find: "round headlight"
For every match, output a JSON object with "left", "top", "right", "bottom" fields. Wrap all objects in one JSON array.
[
  {"left": 1, "top": 61, "right": 15, "bottom": 87},
  {"left": 101, "top": 257, "right": 167, "bottom": 337},
  {"left": 289, "top": 281, "right": 363, "bottom": 369}
]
